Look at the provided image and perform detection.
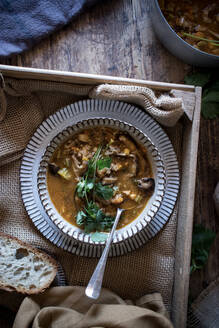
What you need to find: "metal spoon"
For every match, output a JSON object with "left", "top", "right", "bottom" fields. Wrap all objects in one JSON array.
[{"left": 85, "top": 207, "right": 124, "bottom": 299}]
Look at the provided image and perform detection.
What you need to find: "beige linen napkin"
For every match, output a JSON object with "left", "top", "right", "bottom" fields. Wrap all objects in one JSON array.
[
  {"left": 89, "top": 84, "right": 184, "bottom": 127},
  {"left": 13, "top": 286, "right": 173, "bottom": 328}
]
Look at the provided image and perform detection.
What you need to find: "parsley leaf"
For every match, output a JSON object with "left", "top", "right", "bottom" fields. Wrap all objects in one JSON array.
[
  {"left": 76, "top": 178, "right": 86, "bottom": 198},
  {"left": 97, "top": 157, "right": 112, "bottom": 170},
  {"left": 97, "top": 215, "right": 115, "bottom": 232},
  {"left": 202, "top": 81, "right": 219, "bottom": 119},
  {"left": 84, "top": 221, "right": 97, "bottom": 233},
  {"left": 87, "top": 159, "right": 96, "bottom": 177},
  {"left": 87, "top": 145, "right": 102, "bottom": 177},
  {"left": 184, "top": 70, "right": 219, "bottom": 119},
  {"left": 76, "top": 145, "right": 113, "bottom": 202},
  {"left": 91, "top": 231, "right": 108, "bottom": 242},
  {"left": 85, "top": 201, "right": 99, "bottom": 219},
  {"left": 94, "top": 182, "right": 114, "bottom": 200},
  {"left": 76, "top": 210, "right": 87, "bottom": 226},
  {"left": 76, "top": 178, "right": 94, "bottom": 198},
  {"left": 202, "top": 99, "right": 219, "bottom": 119},
  {"left": 184, "top": 71, "right": 211, "bottom": 87},
  {"left": 190, "top": 224, "right": 216, "bottom": 274},
  {"left": 76, "top": 201, "right": 115, "bottom": 233},
  {"left": 75, "top": 145, "right": 115, "bottom": 236}
]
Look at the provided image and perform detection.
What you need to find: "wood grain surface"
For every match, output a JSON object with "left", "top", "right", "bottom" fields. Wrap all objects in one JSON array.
[{"left": 0, "top": 0, "right": 218, "bottom": 320}]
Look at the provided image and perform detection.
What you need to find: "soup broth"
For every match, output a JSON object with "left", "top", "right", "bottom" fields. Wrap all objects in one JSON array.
[
  {"left": 159, "top": 0, "right": 219, "bottom": 56},
  {"left": 47, "top": 127, "right": 154, "bottom": 233}
]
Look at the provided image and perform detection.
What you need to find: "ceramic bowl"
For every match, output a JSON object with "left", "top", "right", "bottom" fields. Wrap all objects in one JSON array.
[
  {"left": 38, "top": 118, "right": 165, "bottom": 244},
  {"left": 151, "top": 0, "right": 219, "bottom": 68},
  {"left": 21, "top": 99, "right": 179, "bottom": 256}
]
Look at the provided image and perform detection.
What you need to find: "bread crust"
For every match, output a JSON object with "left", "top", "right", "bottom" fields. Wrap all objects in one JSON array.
[{"left": 0, "top": 232, "right": 58, "bottom": 294}]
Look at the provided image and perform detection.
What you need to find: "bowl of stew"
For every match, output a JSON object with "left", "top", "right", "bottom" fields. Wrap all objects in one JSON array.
[
  {"left": 151, "top": 0, "right": 219, "bottom": 67},
  {"left": 38, "top": 118, "right": 165, "bottom": 244},
  {"left": 21, "top": 99, "right": 179, "bottom": 255}
]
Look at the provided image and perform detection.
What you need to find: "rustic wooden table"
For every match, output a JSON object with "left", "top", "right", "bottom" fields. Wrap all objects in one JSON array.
[{"left": 0, "top": 0, "right": 218, "bottom": 318}]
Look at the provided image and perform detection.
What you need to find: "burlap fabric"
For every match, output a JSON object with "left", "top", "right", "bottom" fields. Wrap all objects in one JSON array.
[
  {"left": 0, "top": 77, "right": 183, "bottom": 317},
  {"left": 12, "top": 286, "right": 173, "bottom": 328}
]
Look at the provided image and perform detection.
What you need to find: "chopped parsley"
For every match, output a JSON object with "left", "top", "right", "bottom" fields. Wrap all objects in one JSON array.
[
  {"left": 75, "top": 145, "right": 115, "bottom": 236},
  {"left": 94, "top": 182, "right": 114, "bottom": 200},
  {"left": 76, "top": 201, "right": 115, "bottom": 234}
]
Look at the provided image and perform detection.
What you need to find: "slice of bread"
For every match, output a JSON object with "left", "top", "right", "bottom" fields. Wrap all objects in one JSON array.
[{"left": 0, "top": 232, "right": 58, "bottom": 294}]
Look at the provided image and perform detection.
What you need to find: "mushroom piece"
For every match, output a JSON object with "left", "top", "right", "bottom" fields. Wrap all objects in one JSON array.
[
  {"left": 136, "top": 178, "right": 155, "bottom": 192},
  {"left": 105, "top": 145, "right": 135, "bottom": 159},
  {"left": 72, "top": 154, "right": 88, "bottom": 177},
  {"left": 97, "top": 167, "right": 111, "bottom": 179},
  {"left": 111, "top": 163, "right": 122, "bottom": 172},
  {"left": 105, "top": 145, "right": 121, "bottom": 156},
  {"left": 78, "top": 133, "right": 90, "bottom": 143},
  {"left": 48, "top": 162, "right": 60, "bottom": 175},
  {"left": 102, "top": 176, "right": 118, "bottom": 185},
  {"left": 77, "top": 144, "right": 91, "bottom": 160},
  {"left": 127, "top": 157, "right": 137, "bottom": 177}
]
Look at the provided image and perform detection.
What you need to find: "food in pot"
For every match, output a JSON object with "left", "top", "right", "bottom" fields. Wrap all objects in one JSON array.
[
  {"left": 47, "top": 127, "right": 154, "bottom": 234},
  {"left": 159, "top": 0, "right": 219, "bottom": 56}
]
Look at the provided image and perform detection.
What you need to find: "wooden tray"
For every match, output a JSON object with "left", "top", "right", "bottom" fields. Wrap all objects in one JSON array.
[{"left": 0, "top": 64, "right": 201, "bottom": 328}]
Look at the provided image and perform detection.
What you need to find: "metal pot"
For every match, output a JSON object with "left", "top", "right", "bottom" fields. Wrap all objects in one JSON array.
[{"left": 151, "top": 0, "right": 219, "bottom": 68}]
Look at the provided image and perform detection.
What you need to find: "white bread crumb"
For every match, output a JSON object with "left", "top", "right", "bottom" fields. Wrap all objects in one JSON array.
[{"left": 0, "top": 233, "right": 57, "bottom": 294}]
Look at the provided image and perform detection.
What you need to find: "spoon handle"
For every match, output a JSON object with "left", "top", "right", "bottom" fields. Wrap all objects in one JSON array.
[{"left": 85, "top": 208, "right": 124, "bottom": 299}]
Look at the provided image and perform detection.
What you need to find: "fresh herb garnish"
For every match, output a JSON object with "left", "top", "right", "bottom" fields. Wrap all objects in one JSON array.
[
  {"left": 75, "top": 145, "right": 115, "bottom": 235},
  {"left": 97, "top": 157, "right": 112, "bottom": 170},
  {"left": 190, "top": 224, "right": 216, "bottom": 274},
  {"left": 76, "top": 201, "right": 115, "bottom": 233},
  {"left": 87, "top": 145, "right": 102, "bottom": 177},
  {"left": 76, "top": 210, "right": 87, "bottom": 226},
  {"left": 94, "top": 182, "right": 114, "bottom": 200},
  {"left": 76, "top": 177, "right": 94, "bottom": 200},
  {"left": 90, "top": 231, "right": 108, "bottom": 242},
  {"left": 184, "top": 70, "right": 219, "bottom": 119},
  {"left": 76, "top": 146, "right": 102, "bottom": 201},
  {"left": 183, "top": 33, "right": 219, "bottom": 47}
]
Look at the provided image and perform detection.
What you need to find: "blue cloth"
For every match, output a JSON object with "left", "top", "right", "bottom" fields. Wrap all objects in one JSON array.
[{"left": 0, "top": 0, "right": 99, "bottom": 58}]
